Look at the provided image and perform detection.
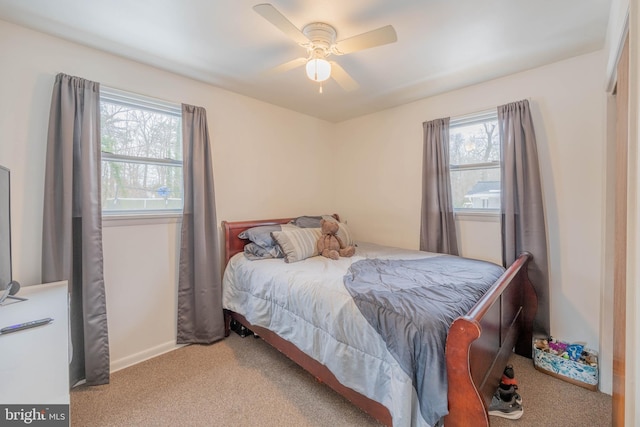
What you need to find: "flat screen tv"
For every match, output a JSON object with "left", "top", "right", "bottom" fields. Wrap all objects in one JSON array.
[{"left": 0, "top": 165, "right": 12, "bottom": 293}]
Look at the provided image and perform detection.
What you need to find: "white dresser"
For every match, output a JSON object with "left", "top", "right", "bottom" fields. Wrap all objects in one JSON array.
[{"left": 0, "top": 281, "right": 70, "bottom": 404}]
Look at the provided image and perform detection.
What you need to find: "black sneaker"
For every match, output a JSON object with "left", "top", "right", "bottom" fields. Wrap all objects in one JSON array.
[
  {"left": 488, "top": 394, "right": 524, "bottom": 420},
  {"left": 496, "top": 385, "right": 522, "bottom": 405}
]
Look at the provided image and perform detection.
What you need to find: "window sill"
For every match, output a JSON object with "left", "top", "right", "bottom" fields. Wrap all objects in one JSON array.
[
  {"left": 102, "top": 212, "right": 182, "bottom": 227},
  {"left": 454, "top": 210, "right": 500, "bottom": 222}
]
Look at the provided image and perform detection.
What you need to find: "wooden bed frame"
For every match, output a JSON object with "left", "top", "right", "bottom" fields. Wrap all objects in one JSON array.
[{"left": 221, "top": 216, "right": 536, "bottom": 427}]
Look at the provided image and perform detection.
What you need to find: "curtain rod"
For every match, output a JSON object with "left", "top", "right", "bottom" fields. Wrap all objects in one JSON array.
[{"left": 424, "top": 97, "right": 533, "bottom": 124}]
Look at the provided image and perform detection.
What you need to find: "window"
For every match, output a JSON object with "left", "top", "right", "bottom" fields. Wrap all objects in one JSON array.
[
  {"left": 100, "top": 88, "right": 183, "bottom": 215},
  {"left": 449, "top": 110, "right": 500, "bottom": 211}
]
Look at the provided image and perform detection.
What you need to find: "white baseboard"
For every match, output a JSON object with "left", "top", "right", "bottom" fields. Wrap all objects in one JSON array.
[{"left": 110, "top": 340, "right": 185, "bottom": 373}]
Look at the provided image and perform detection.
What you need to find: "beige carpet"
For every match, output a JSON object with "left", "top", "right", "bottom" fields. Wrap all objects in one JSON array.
[{"left": 71, "top": 333, "right": 611, "bottom": 426}]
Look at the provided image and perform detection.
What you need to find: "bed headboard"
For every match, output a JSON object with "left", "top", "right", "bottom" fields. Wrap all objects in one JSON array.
[{"left": 222, "top": 214, "right": 340, "bottom": 266}]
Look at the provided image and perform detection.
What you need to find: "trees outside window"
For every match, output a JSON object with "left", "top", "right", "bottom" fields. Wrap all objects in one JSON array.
[
  {"left": 449, "top": 111, "right": 500, "bottom": 211},
  {"left": 100, "top": 88, "right": 183, "bottom": 214}
]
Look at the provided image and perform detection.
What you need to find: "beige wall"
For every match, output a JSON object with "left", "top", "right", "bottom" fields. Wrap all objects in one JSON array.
[
  {"left": 0, "top": 19, "right": 335, "bottom": 370},
  {"left": 334, "top": 51, "right": 609, "bottom": 391}
]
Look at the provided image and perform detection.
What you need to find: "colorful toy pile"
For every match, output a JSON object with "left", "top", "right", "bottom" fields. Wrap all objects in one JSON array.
[{"left": 533, "top": 338, "right": 599, "bottom": 390}]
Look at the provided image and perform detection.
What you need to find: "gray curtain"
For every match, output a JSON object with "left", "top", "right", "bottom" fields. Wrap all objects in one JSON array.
[
  {"left": 420, "top": 118, "right": 459, "bottom": 255},
  {"left": 42, "top": 73, "right": 110, "bottom": 386},
  {"left": 177, "top": 104, "right": 224, "bottom": 344},
  {"left": 498, "top": 99, "right": 549, "bottom": 336}
]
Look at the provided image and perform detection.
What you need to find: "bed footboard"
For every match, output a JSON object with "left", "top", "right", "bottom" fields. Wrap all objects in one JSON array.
[{"left": 444, "top": 252, "right": 535, "bottom": 427}]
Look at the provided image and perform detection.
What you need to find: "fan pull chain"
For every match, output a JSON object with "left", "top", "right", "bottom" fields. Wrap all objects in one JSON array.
[{"left": 319, "top": 83, "right": 323, "bottom": 94}]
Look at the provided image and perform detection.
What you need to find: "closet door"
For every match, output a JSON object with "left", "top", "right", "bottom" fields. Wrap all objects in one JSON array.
[{"left": 612, "top": 33, "right": 628, "bottom": 427}]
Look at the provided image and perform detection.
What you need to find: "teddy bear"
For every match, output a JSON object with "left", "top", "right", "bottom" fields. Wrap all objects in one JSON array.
[{"left": 317, "top": 219, "right": 355, "bottom": 260}]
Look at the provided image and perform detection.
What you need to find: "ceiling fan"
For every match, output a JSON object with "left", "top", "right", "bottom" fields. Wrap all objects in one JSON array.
[{"left": 253, "top": 3, "right": 397, "bottom": 92}]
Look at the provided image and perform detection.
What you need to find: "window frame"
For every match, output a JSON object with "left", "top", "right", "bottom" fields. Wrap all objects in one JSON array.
[
  {"left": 99, "top": 87, "right": 183, "bottom": 218},
  {"left": 448, "top": 109, "right": 501, "bottom": 215}
]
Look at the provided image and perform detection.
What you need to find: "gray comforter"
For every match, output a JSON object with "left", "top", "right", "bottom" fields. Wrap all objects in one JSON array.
[{"left": 343, "top": 256, "right": 505, "bottom": 425}]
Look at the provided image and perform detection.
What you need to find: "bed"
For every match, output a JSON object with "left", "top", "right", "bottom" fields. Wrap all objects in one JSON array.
[{"left": 221, "top": 216, "right": 536, "bottom": 427}]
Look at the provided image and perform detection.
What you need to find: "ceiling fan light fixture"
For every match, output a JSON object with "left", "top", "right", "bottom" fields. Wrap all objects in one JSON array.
[
  {"left": 254, "top": 4, "right": 395, "bottom": 92},
  {"left": 306, "top": 58, "right": 331, "bottom": 82}
]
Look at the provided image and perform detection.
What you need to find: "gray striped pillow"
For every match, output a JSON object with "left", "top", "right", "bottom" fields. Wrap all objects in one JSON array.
[{"left": 271, "top": 227, "right": 322, "bottom": 263}]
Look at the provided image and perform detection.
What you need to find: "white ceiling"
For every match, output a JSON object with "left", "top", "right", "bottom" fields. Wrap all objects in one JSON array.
[{"left": 0, "top": 0, "right": 611, "bottom": 122}]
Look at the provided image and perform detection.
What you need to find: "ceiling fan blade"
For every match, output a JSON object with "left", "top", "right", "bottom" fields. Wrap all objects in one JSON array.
[
  {"left": 264, "top": 57, "right": 308, "bottom": 75},
  {"left": 333, "top": 25, "right": 397, "bottom": 55},
  {"left": 253, "top": 3, "right": 309, "bottom": 46},
  {"left": 329, "top": 61, "right": 359, "bottom": 91}
]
